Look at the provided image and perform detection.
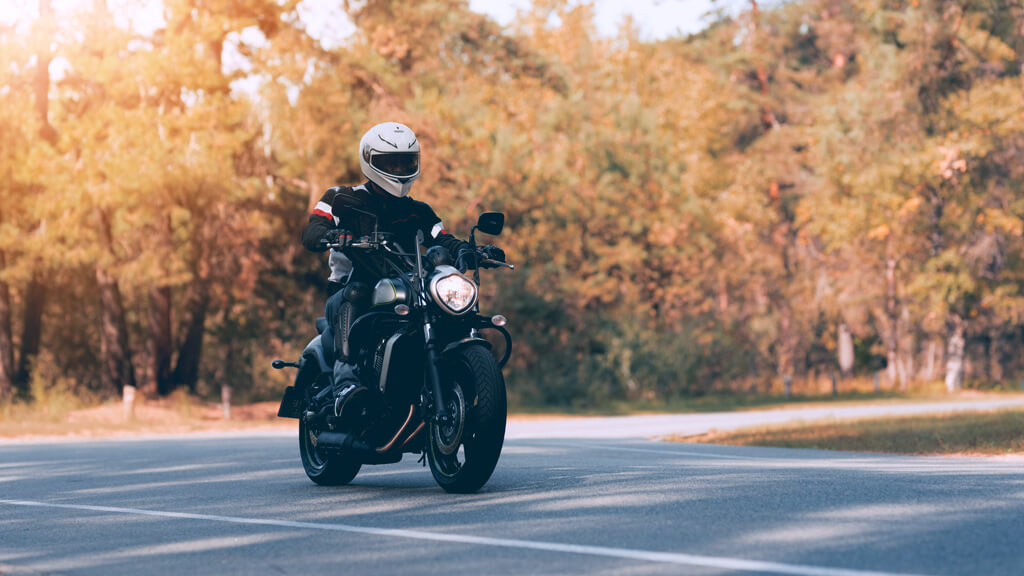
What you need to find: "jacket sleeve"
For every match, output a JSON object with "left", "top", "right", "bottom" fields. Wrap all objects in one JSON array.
[
  {"left": 301, "top": 189, "right": 340, "bottom": 252},
  {"left": 420, "top": 207, "right": 473, "bottom": 259},
  {"left": 432, "top": 231, "right": 473, "bottom": 260}
]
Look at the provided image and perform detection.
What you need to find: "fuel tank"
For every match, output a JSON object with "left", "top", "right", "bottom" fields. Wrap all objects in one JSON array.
[{"left": 371, "top": 277, "right": 411, "bottom": 308}]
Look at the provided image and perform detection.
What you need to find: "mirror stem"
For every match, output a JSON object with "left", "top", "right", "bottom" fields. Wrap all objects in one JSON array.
[{"left": 469, "top": 226, "right": 481, "bottom": 286}]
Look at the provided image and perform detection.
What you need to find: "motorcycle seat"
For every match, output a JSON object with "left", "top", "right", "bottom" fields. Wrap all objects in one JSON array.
[{"left": 315, "top": 317, "right": 328, "bottom": 335}]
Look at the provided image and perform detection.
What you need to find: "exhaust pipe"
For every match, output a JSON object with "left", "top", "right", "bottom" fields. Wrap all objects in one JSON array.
[
  {"left": 315, "top": 431, "right": 375, "bottom": 455},
  {"left": 315, "top": 431, "right": 402, "bottom": 465}
]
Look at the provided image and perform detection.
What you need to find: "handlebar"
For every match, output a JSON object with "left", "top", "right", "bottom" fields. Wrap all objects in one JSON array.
[
  {"left": 323, "top": 234, "right": 386, "bottom": 251},
  {"left": 327, "top": 235, "right": 514, "bottom": 271}
]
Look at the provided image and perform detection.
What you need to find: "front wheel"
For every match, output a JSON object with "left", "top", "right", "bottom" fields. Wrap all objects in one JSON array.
[
  {"left": 427, "top": 345, "right": 507, "bottom": 493},
  {"left": 299, "top": 418, "right": 362, "bottom": 486}
]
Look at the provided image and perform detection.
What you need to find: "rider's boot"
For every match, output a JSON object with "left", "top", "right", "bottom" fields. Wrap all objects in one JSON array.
[{"left": 333, "top": 360, "right": 360, "bottom": 388}]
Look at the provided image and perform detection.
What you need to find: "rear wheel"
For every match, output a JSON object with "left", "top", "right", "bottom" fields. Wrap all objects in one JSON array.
[
  {"left": 299, "top": 418, "right": 361, "bottom": 486},
  {"left": 427, "top": 345, "right": 507, "bottom": 493}
]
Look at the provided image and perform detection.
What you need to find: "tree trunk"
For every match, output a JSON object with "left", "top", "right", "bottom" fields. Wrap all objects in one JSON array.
[
  {"left": 13, "top": 0, "right": 58, "bottom": 397},
  {"left": 896, "top": 306, "right": 914, "bottom": 390},
  {"left": 777, "top": 299, "right": 796, "bottom": 383},
  {"left": 172, "top": 283, "right": 209, "bottom": 394},
  {"left": 837, "top": 322, "right": 854, "bottom": 378},
  {"left": 96, "top": 267, "right": 137, "bottom": 397},
  {"left": 171, "top": 209, "right": 213, "bottom": 395},
  {"left": 1019, "top": 326, "right": 1024, "bottom": 380},
  {"left": 897, "top": 353, "right": 913, "bottom": 391},
  {"left": 987, "top": 326, "right": 1003, "bottom": 383},
  {"left": 0, "top": 250, "right": 13, "bottom": 401},
  {"left": 149, "top": 285, "right": 173, "bottom": 396},
  {"left": 922, "top": 339, "right": 933, "bottom": 382},
  {"left": 945, "top": 316, "right": 966, "bottom": 393},
  {"left": 884, "top": 252, "right": 899, "bottom": 388},
  {"left": 14, "top": 272, "right": 46, "bottom": 395},
  {"left": 95, "top": 209, "right": 137, "bottom": 408},
  {"left": 963, "top": 342, "right": 975, "bottom": 382}
]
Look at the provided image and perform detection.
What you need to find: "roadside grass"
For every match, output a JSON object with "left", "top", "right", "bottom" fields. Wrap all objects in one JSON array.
[
  {"left": 0, "top": 395, "right": 290, "bottom": 440},
  {"left": 510, "top": 385, "right": 1012, "bottom": 416},
  {"left": 668, "top": 409, "right": 1024, "bottom": 455}
]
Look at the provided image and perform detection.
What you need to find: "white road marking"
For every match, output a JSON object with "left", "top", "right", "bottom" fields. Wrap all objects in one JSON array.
[
  {"left": 508, "top": 440, "right": 770, "bottom": 460},
  {"left": 581, "top": 443, "right": 772, "bottom": 460},
  {"left": 565, "top": 443, "right": 1024, "bottom": 474},
  {"left": 0, "top": 499, "right": 929, "bottom": 576}
]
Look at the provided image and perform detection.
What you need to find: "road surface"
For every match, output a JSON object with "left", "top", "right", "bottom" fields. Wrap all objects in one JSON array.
[{"left": 2, "top": 407, "right": 1023, "bottom": 575}]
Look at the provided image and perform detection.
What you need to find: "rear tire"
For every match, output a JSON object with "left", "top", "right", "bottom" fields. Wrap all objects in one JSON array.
[
  {"left": 428, "top": 345, "right": 507, "bottom": 493},
  {"left": 299, "top": 419, "right": 362, "bottom": 486}
]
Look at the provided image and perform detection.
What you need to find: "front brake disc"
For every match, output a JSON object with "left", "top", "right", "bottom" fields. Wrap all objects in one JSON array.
[{"left": 434, "top": 385, "right": 465, "bottom": 456}]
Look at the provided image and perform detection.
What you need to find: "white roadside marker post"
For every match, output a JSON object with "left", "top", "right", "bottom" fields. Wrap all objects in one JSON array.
[{"left": 221, "top": 385, "right": 231, "bottom": 420}]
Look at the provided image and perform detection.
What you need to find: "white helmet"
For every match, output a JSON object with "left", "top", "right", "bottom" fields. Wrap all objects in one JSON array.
[{"left": 358, "top": 122, "right": 420, "bottom": 197}]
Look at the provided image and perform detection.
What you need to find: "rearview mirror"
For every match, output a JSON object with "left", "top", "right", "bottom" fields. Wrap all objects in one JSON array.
[{"left": 476, "top": 212, "right": 504, "bottom": 236}]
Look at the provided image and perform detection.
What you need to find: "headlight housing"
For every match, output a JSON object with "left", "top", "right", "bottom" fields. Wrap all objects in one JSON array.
[{"left": 429, "top": 266, "right": 478, "bottom": 315}]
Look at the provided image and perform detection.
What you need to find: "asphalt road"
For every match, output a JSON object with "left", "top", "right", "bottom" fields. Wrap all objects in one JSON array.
[{"left": 1, "top": 417, "right": 1023, "bottom": 575}]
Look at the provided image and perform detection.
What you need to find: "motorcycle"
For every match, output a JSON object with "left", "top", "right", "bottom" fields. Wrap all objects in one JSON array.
[{"left": 273, "top": 206, "right": 513, "bottom": 493}]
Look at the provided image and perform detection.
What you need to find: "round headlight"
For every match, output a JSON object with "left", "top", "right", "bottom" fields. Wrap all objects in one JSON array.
[{"left": 430, "top": 269, "right": 478, "bottom": 315}]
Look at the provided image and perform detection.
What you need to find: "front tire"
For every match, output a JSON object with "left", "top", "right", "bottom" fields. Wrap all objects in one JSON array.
[
  {"left": 299, "top": 419, "right": 362, "bottom": 486},
  {"left": 428, "top": 345, "right": 507, "bottom": 493}
]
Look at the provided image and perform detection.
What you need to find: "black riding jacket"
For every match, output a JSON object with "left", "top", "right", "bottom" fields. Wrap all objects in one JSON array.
[{"left": 302, "top": 183, "right": 471, "bottom": 285}]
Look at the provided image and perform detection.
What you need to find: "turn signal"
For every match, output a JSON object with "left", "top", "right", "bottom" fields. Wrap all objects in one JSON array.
[
  {"left": 394, "top": 304, "right": 410, "bottom": 316},
  {"left": 491, "top": 314, "right": 508, "bottom": 327}
]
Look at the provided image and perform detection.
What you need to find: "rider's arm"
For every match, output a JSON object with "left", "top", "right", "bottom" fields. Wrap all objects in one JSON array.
[
  {"left": 432, "top": 230, "right": 475, "bottom": 261},
  {"left": 419, "top": 207, "right": 472, "bottom": 258},
  {"left": 301, "top": 189, "right": 341, "bottom": 253},
  {"left": 418, "top": 203, "right": 504, "bottom": 265}
]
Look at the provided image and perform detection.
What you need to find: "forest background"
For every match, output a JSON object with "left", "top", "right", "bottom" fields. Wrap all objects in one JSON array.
[{"left": 1, "top": 0, "right": 1023, "bottom": 412}]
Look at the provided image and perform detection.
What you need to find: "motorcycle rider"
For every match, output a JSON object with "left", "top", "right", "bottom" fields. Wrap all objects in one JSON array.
[{"left": 302, "top": 121, "right": 505, "bottom": 387}]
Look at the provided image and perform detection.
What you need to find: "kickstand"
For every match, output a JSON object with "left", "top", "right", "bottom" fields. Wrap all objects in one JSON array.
[{"left": 417, "top": 450, "right": 427, "bottom": 467}]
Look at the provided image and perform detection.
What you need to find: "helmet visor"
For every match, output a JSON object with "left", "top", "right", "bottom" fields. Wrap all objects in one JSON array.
[{"left": 371, "top": 152, "right": 419, "bottom": 178}]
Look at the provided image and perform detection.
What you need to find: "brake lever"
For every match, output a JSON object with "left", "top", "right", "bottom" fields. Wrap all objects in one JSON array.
[
  {"left": 380, "top": 241, "right": 417, "bottom": 258},
  {"left": 481, "top": 258, "right": 515, "bottom": 270}
]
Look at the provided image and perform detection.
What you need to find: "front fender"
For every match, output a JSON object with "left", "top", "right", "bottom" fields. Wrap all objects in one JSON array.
[
  {"left": 462, "top": 315, "right": 513, "bottom": 369},
  {"left": 441, "top": 337, "right": 492, "bottom": 358}
]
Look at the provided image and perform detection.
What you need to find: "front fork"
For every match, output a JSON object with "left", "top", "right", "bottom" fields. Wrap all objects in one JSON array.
[{"left": 423, "top": 321, "right": 447, "bottom": 422}]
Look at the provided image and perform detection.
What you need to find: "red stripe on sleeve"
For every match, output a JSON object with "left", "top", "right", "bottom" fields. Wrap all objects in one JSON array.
[{"left": 312, "top": 209, "right": 332, "bottom": 218}]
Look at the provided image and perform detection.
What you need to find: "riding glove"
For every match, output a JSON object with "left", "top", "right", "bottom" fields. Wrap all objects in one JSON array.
[
  {"left": 480, "top": 245, "right": 506, "bottom": 263},
  {"left": 320, "top": 228, "right": 352, "bottom": 249}
]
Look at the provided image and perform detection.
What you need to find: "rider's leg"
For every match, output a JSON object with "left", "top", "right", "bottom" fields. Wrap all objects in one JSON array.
[{"left": 326, "top": 282, "right": 370, "bottom": 386}]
